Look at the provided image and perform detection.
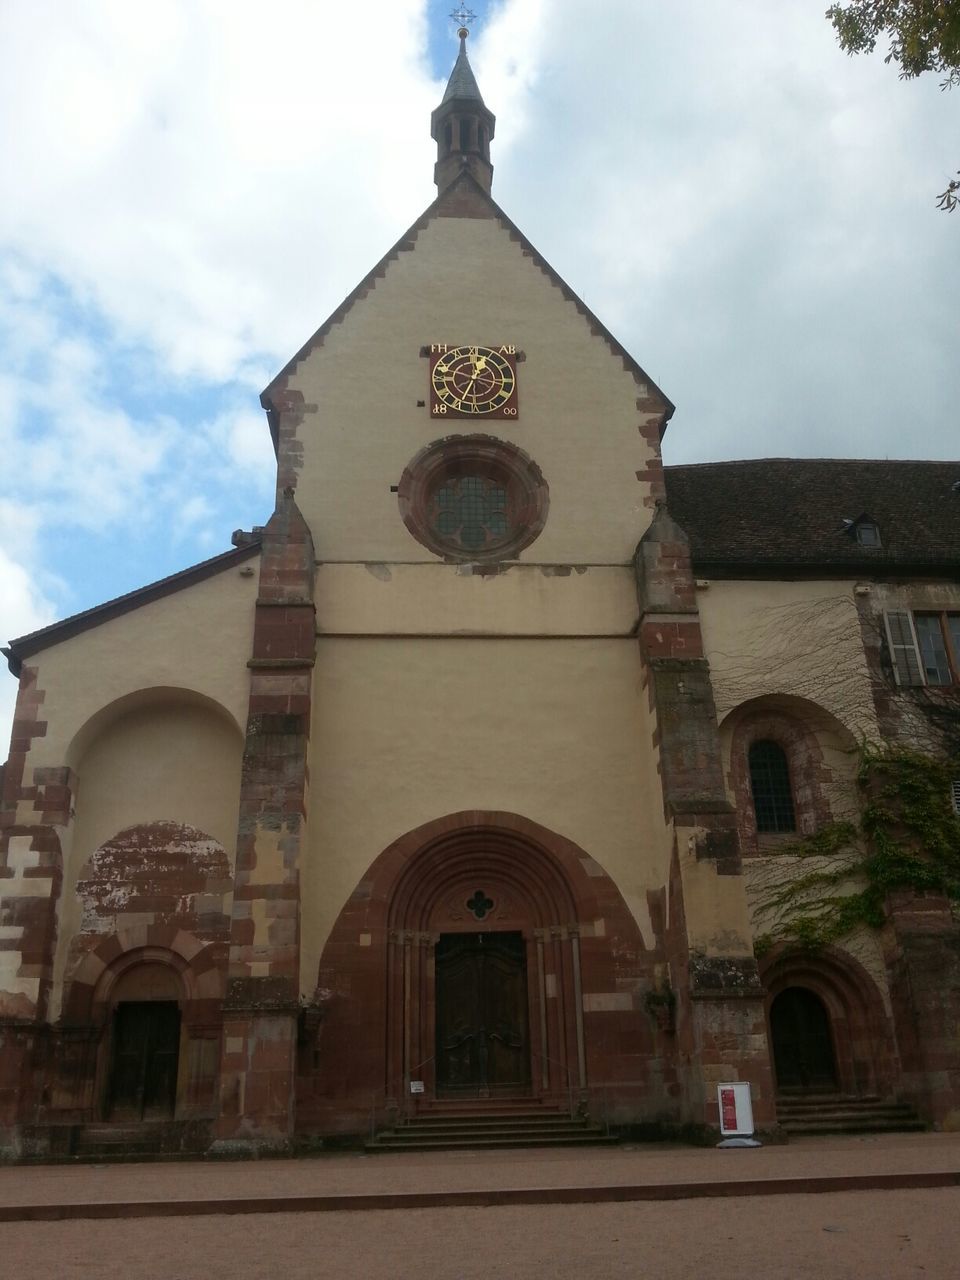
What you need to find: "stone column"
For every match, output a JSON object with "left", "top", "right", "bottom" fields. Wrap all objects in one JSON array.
[
  {"left": 635, "top": 505, "right": 776, "bottom": 1130},
  {"left": 215, "top": 490, "right": 316, "bottom": 1153}
]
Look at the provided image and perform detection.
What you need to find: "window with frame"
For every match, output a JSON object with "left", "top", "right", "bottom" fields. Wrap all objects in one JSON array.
[
  {"left": 397, "top": 436, "right": 548, "bottom": 562},
  {"left": 884, "top": 610, "right": 960, "bottom": 687},
  {"left": 855, "top": 520, "right": 881, "bottom": 547},
  {"left": 748, "top": 739, "right": 797, "bottom": 834}
]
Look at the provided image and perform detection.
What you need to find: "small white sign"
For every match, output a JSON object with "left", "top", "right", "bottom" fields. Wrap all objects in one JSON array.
[
  {"left": 717, "top": 1081, "right": 754, "bottom": 1136},
  {"left": 409, "top": 1080, "right": 425, "bottom": 1094}
]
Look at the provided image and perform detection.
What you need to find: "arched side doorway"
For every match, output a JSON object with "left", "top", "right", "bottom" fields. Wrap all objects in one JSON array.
[
  {"left": 60, "top": 926, "right": 227, "bottom": 1125},
  {"left": 770, "top": 987, "right": 837, "bottom": 1091},
  {"left": 760, "top": 946, "right": 898, "bottom": 1099},
  {"left": 303, "top": 812, "right": 658, "bottom": 1135}
]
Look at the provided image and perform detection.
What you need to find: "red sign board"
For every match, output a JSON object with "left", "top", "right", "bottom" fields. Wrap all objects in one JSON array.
[{"left": 720, "top": 1086, "right": 738, "bottom": 1131}]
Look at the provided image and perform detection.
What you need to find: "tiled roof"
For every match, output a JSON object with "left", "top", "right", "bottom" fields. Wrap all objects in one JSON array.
[
  {"left": 663, "top": 459, "right": 960, "bottom": 573},
  {"left": 441, "top": 43, "right": 485, "bottom": 105}
]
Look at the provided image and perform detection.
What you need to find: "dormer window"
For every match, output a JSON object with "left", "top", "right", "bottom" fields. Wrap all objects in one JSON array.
[
  {"left": 855, "top": 520, "right": 881, "bottom": 547},
  {"left": 841, "top": 514, "right": 882, "bottom": 548}
]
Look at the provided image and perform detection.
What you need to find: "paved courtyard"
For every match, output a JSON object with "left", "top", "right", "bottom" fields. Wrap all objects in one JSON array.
[
  {"left": 1, "top": 1189, "right": 957, "bottom": 1279},
  {"left": 1, "top": 1133, "right": 958, "bottom": 1278}
]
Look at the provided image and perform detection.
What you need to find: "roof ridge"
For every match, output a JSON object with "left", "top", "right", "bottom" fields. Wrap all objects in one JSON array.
[{"left": 665, "top": 457, "right": 960, "bottom": 469}]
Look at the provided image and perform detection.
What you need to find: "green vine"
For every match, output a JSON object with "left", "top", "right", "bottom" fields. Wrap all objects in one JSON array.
[{"left": 752, "top": 744, "right": 960, "bottom": 954}]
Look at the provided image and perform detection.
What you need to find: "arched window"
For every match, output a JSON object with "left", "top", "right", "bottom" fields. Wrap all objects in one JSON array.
[{"left": 748, "top": 740, "right": 796, "bottom": 833}]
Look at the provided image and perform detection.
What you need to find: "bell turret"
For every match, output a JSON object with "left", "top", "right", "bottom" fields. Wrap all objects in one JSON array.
[{"left": 431, "top": 26, "right": 496, "bottom": 194}]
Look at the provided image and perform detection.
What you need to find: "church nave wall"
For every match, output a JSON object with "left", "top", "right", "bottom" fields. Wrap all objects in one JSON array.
[
  {"left": 301, "top": 635, "right": 673, "bottom": 993},
  {"left": 313, "top": 561, "right": 638, "bottom": 637}
]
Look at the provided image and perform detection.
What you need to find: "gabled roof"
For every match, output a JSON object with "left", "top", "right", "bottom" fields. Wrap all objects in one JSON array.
[
  {"left": 260, "top": 170, "right": 675, "bottom": 439},
  {"left": 664, "top": 458, "right": 960, "bottom": 575},
  {"left": 3, "top": 540, "right": 261, "bottom": 676}
]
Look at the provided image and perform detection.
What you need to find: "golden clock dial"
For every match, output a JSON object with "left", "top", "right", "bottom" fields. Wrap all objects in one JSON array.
[{"left": 430, "top": 345, "right": 518, "bottom": 418}]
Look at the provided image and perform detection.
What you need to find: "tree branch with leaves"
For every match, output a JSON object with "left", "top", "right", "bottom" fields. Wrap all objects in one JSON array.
[{"left": 826, "top": 1, "right": 960, "bottom": 209}]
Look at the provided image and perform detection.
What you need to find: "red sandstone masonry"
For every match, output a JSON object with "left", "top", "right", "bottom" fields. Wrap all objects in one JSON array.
[
  {"left": 301, "top": 811, "right": 663, "bottom": 1139},
  {"left": 217, "top": 491, "right": 316, "bottom": 1148},
  {"left": 634, "top": 506, "right": 776, "bottom": 1127}
]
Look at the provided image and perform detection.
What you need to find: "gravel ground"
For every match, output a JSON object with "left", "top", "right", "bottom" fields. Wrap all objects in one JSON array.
[
  {"left": 2, "top": 1130, "right": 959, "bottom": 1207},
  {"left": 1, "top": 1188, "right": 957, "bottom": 1279}
]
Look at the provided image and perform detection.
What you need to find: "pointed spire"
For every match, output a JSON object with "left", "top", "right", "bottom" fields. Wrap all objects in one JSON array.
[
  {"left": 442, "top": 28, "right": 486, "bottom": 105},
  {"left": 431, "top": 26, "right": 496, "bottom": 194}
]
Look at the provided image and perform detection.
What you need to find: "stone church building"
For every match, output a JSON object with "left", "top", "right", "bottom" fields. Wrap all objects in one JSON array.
[{"left": 2, "top": 33, "right": 959, "bottom": 1157}]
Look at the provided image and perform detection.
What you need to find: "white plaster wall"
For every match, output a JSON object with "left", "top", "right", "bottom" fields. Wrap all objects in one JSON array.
[
  {"left": 48, "top": 698, "right": 244, "bottom": 1018},
  {"left": 301, "top": 636, "right": 672, "bottom": 994},
  {"left": 315, "top": 562, "right": 638, "bottom": 636},
  {"left": 283, "top": 216, "right": 663, "bottom": 567},
  {"left": 16, "top": 563, "right": 257, "bottom": 776},
  {"left": 697, "top": 578, "right": 877, "bottom": 738}
]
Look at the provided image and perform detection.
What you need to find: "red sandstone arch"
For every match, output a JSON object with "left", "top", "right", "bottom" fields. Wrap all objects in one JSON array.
[
  {"left": 302, "top": 812, "right": 661, "bottom": 1137},
  {"left": 64, "top": 924, "right": 226, "bottom": 1026},
  {"left": 759, "top": 943, "right": 898, "bottom": 1098},
  {"left": 60, "top": 926, "right": 227, "bottom": 1123},
  {"left": 62, "top": 821, "right": 232, "bottom": 1018},
  {"left": 721, "top": 695, "right": 859, "bottom": 853}
]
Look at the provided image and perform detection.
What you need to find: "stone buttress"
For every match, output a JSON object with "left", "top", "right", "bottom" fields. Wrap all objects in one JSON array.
[
  {"left": 635, "top": 503, "right": 777, "bottom": 1129},
  {"left": 215, "top": 489, "right": 316, "bottom": 1151}
]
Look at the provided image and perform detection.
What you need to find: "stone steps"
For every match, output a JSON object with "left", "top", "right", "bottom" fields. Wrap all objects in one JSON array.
[
  {"left": 776, "top": 1095, "right": 925, "bottom": 1136},
  {"left": 367, "top": 1109, "right": 616, "bottom": 1152}
]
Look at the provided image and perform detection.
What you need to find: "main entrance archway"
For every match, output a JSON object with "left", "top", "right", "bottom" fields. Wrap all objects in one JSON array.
[
  {"left": 304, "top": 812, "right": 657, "bottom": 1136},
  {"left": 385, "top": 819, "right": 583, "bottom": 1110}
]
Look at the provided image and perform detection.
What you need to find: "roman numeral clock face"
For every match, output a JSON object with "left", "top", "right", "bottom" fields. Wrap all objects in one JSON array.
[{"left": 430, "top": 344, "right": 518, "bottom": 418}]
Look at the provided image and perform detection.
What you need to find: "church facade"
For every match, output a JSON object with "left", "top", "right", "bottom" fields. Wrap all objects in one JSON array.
[{"left": 2, "top": 34, "right": 959, "bottom": 1157}]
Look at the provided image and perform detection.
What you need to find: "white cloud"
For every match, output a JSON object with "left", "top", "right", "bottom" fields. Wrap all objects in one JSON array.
[{"left": 0, "top": 0, "right": 439, "bottom": 382}]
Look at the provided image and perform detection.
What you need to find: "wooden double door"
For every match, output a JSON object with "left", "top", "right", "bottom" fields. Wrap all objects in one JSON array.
[
  {"left": 435, "top": 932, "right": 531, "bottom": 1097},
  {"left": 107, "top": 1001, "right": 181, "bottom": 1118}
]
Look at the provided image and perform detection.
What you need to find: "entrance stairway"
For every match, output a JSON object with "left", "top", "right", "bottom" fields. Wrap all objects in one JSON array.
[
  {"left": 367, "top": 1104, "right": 617, "bottom": 1152},
  {"left": 776, "top": 1093, "right": 925, "bottom": 1137}
]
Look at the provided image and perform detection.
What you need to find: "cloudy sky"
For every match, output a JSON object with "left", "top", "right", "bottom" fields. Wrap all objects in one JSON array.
[{"left": 1, "top": 0, "right": 957, "bottom": 746}]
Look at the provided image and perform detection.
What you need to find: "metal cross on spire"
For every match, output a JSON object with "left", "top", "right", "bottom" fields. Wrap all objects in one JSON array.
[{"left": 449, "top": 5, "right": 477, "bottom": 35}]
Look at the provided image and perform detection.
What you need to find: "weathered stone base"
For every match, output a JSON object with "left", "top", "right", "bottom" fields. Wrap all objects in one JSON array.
[
  {"left": 885, "top": 901, "right": 960, "bottom": 1126},
  {"left": 0, "top": 1020, "right": 39, "bottom": 1159},
  {"left": 686, "top": 991, "right": 777, "bottom": 1129},
  {"left": 216, "top": 995, "right": 298, "bottom": 1147}
]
